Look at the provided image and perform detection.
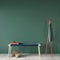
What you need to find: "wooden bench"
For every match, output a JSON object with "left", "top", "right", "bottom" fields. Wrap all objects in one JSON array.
[{"left": 8, "top": 43, "right": 41, "bottom": 57}]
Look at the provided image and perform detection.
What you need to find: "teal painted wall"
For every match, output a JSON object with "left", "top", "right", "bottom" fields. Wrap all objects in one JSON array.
[{"left": 0, "top": 0, "right": 60, "bottom": 53}]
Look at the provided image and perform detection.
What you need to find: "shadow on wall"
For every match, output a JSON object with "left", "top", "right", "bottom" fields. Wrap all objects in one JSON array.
[{"left": 53, "top": 20, "right": 60, "bottom": 54}]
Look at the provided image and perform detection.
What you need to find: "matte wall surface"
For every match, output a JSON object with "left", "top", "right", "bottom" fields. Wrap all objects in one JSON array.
[{"left": 0, "top": 0, "right": 60, "bottom": 53}]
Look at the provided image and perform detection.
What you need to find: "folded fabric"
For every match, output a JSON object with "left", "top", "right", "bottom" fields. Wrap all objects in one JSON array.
[{"left": 10, "top": 41, "right": 22, "bottom": 45}]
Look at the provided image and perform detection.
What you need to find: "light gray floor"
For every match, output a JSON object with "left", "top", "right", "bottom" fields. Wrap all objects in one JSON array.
[{"left": 0, "top": 54, "right": 60, "bottom": 60}]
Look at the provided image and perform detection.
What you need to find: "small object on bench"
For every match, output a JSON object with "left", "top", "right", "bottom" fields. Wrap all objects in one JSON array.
[{"left": 10, "top": 41, "right": 23, "bottom": 45}]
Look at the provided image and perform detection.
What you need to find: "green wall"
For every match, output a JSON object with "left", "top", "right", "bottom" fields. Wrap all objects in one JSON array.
[{"left": 0, "top": 0, "right": 60, "bottom": 53}]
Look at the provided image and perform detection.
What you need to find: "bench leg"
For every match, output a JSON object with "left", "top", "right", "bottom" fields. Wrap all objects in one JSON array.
[
  {"left": 8, "top": 44, "right": 12, "bottom": 57},
  {"left": 38, "top": 44, "right": 41, "bottom": 56}
]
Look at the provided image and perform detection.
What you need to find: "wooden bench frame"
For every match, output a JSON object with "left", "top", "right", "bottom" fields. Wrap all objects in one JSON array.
[{"left": 8, "top": 43, "right": 41, "bottom": 57}]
